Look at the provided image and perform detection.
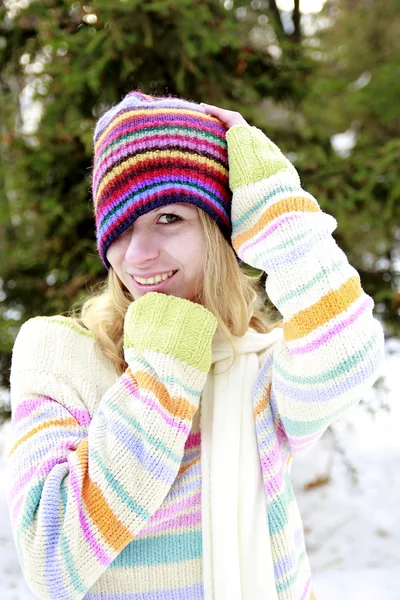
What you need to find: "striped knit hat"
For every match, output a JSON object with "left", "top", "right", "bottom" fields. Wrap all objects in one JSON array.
[{"left": 92, "top": 91, "right": 232, "bottom": 268}]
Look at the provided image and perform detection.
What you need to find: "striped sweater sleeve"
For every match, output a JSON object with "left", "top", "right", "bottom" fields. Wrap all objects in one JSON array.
[
  {"left": 7, "top": 292, "right": 217, "bottom": 600},
  {"left": 226, "top": 124, "right": 385, "bottom": 455}
]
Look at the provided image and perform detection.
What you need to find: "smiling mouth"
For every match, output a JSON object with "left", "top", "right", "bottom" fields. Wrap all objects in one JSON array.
[{"left": 132, "top": 270, "right": 178, "bottom": 286}]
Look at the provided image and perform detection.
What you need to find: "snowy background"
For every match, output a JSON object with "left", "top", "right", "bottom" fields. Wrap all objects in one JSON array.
[{"left": 1, "top": 339, "right": 399, "bottom": 600}]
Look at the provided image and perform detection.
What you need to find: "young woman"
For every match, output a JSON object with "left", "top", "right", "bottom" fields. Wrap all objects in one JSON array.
[{"left": 8, "top": 92, "right": 384, "bottom": 600}]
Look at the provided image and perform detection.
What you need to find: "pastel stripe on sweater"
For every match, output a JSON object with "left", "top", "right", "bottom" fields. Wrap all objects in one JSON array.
[
  {"left": 8, "top": 125, "right": 384, "bottom": 600},
  {"left": 226, "top": 125, "right": 384, "bottom": 597}
]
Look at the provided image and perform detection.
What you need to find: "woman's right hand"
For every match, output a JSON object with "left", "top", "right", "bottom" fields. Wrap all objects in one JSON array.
[{"left": 200, "top": 103, "right": 248, "bottom": 130}]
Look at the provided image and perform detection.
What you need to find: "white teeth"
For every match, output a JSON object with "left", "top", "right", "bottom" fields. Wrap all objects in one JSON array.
[{"left": 134, "top": 270, "right": 175, "bottom": 285}]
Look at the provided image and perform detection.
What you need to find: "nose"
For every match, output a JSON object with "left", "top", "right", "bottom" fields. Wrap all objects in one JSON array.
[{"left": 124, "top": 226, "right": 160, "bottom": 265}]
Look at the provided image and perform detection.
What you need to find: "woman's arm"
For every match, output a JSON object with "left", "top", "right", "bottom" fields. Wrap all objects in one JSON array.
[
  {"left": 230, "top": 125, "right": 384, "bottom": 454},
  {"left": 8, "top": 292, "right": 217, "bottom": 600},
  {"left": 202, "top": 103, "right": 385, "bottom": 455}
]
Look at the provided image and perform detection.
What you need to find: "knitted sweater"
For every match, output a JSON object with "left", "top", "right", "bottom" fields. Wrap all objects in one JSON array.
[{"left": 8, "top": 125, "right": 384, "bottom": 600}]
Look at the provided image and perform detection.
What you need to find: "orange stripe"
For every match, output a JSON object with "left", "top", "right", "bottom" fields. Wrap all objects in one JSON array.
[
  {"left": 9, "top": 417, "right": 77, "bottom": 457},
  {"left": 77, "top": 439, "right": 132, "bottom": 552},
  {"left": 284, "top": 276, "right": 363, "bottom": 342},
  {"left": 130, "top": 370, "right": 197, "bottom": 422},
  {"left": 96, "top": 150, "right": 227, "bottom": 201},
  {"left": 96, "top": 108, "right": 218, "bottom": 150},
  {"left": 254, "top": 384, "right": 271, "bottom": 419},
  {"left": 178, "top": 455, "right": 200, "bottom": 476},
  {"left": 310, "top": 590, "right": 317, "bottom": 600},
  {"left": 233, "top": 196, "right": 320, "bottom": 249}
]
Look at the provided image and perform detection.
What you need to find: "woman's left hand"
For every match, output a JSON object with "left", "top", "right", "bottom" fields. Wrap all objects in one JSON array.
[{"left": 200, "top": 103, "right": 248, "bottom": 129}]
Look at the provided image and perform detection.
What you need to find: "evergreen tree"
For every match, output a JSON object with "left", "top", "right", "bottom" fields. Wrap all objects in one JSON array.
[
  {"left": 295, "top": 0, "right": 400, "bottom": 336},
  {"left": 0, "top": 0, "right": 313, "bottom": 390}
]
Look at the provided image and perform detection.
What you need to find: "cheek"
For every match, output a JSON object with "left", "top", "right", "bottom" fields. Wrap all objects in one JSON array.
[{"left": 181, "top": 230, "right": 205, "bottom": 275}]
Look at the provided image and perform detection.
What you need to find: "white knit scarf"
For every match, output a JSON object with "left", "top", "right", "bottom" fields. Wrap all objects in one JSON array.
[{"left": 200, "top": 327, "right": 282, "bottom": 600}]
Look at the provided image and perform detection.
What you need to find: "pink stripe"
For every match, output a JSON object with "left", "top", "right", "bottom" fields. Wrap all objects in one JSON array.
[
  {"left": 11, "top": 446, "right": 111, "bottom": 565},
  {"left": 258, "top": 436, "right": 285, "bottom": 476},
  {"left": 300, "top": 577, "right": 312, "bottom": 600},
  {"left": 184, "top": 432, "right": 201, "bottom": 450},
  {"left": 137, "top": 508, "right": 202, "bottom": 537},
  {"left": 256, "top": 403, "right": 325, "bottom": 457},
  {"left": 290, "top": 295, "right": 372, "bottom": 355},
  {"left": 68, "top": 407, "right": 92, "bottom": 426},
  {"left": 95, "top": 115, "right": 225, "bottom": 157},
  {"left": 95, "top": 151, "right": 229, "bottom": 213},
  {"left": 13, "top": 396, "right": 53, "bottom": 424},
  {"left": 94, "top": 134, "right": 226, "bottom": 191},
  {"left": 10, "top": 459, "right": 58, "bottom": 500},
  {"left": 256, "top": 438, "right": 283, "bottom": 473},
  {"left": 238, "top": 213, "right": 303, "bottom": 255},
  {"left": 122, "top": 374, "right": 191, "bottom": 435},
  {"left": 260, "top": 456, "right": 285, "bottom": 497},
  {"left": 286, "top": 430, "right": 321, "bottom": 452},
  {"left": 8, "top": 466, "right": 32, "bottom": 504},
  {"left": 256, "top": 407, "right": 321, "bottom": 455},
  {"left": 14, "top": 397, "right": 91, "bottom": 428},
  {"left": 256, "top": 431, "right": 281, "bottom": 469},
  {"left": 10, "top": 441, "right": 79, "bottom": 499},
  {"left": 150, "top": 491, "right": 201, "bottom": 523},
  {"left": 276, "top": 418, "right": 289, "bottom": 448},
  {"left": 10, "top": 494, "right": 24, "bottom": 526},
  {"left": 97, "top": 179, "right": 229, "bottom": 232}
]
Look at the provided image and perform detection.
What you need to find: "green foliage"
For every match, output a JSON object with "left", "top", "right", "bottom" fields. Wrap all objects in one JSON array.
[
  {"left": 0, "top": 0, "right": 312, "bottom": 387},
  {"left": 0, "top": 0, "right": 398, "bottom": 392},
  {"left": 295, "top": 0, "right": 400, "bottom": 336}
]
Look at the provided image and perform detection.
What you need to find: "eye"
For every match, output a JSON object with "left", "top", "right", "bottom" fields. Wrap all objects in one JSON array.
[{"left": 158, "top": 213, "right": 182, "bottom": 224}]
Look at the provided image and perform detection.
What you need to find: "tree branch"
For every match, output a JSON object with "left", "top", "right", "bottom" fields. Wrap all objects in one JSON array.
[
  {"left": 268, "top": 0, "right": 286, "bottom": 40},
  {"left": 292, "top": 0, "right": 301, "bottom": 43}
]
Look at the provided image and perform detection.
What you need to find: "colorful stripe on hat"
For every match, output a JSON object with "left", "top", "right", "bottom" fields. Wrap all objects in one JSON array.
[{"left": 92, "top": 94, "right": 232, "bottom": 268}]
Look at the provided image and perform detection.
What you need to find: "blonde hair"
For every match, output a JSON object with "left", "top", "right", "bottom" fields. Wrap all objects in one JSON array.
[{"left": 77, "top": 209, "right": 281, "bottom": 374}]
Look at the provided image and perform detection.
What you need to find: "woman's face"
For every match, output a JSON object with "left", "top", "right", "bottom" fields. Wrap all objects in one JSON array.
[{"left": 106, "top": 203, "right": 206, "bottom": 302}]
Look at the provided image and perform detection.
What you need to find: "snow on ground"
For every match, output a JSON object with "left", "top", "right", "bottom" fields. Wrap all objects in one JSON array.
[
  {"left": 293, "top": 338, "right": 400, "bottom": 600},
  {"left": 0, "top": 420, "right": 36, "bottom": 600},
  {"left": 0, "top": 340, "right": 399, "bottom": 600}
]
